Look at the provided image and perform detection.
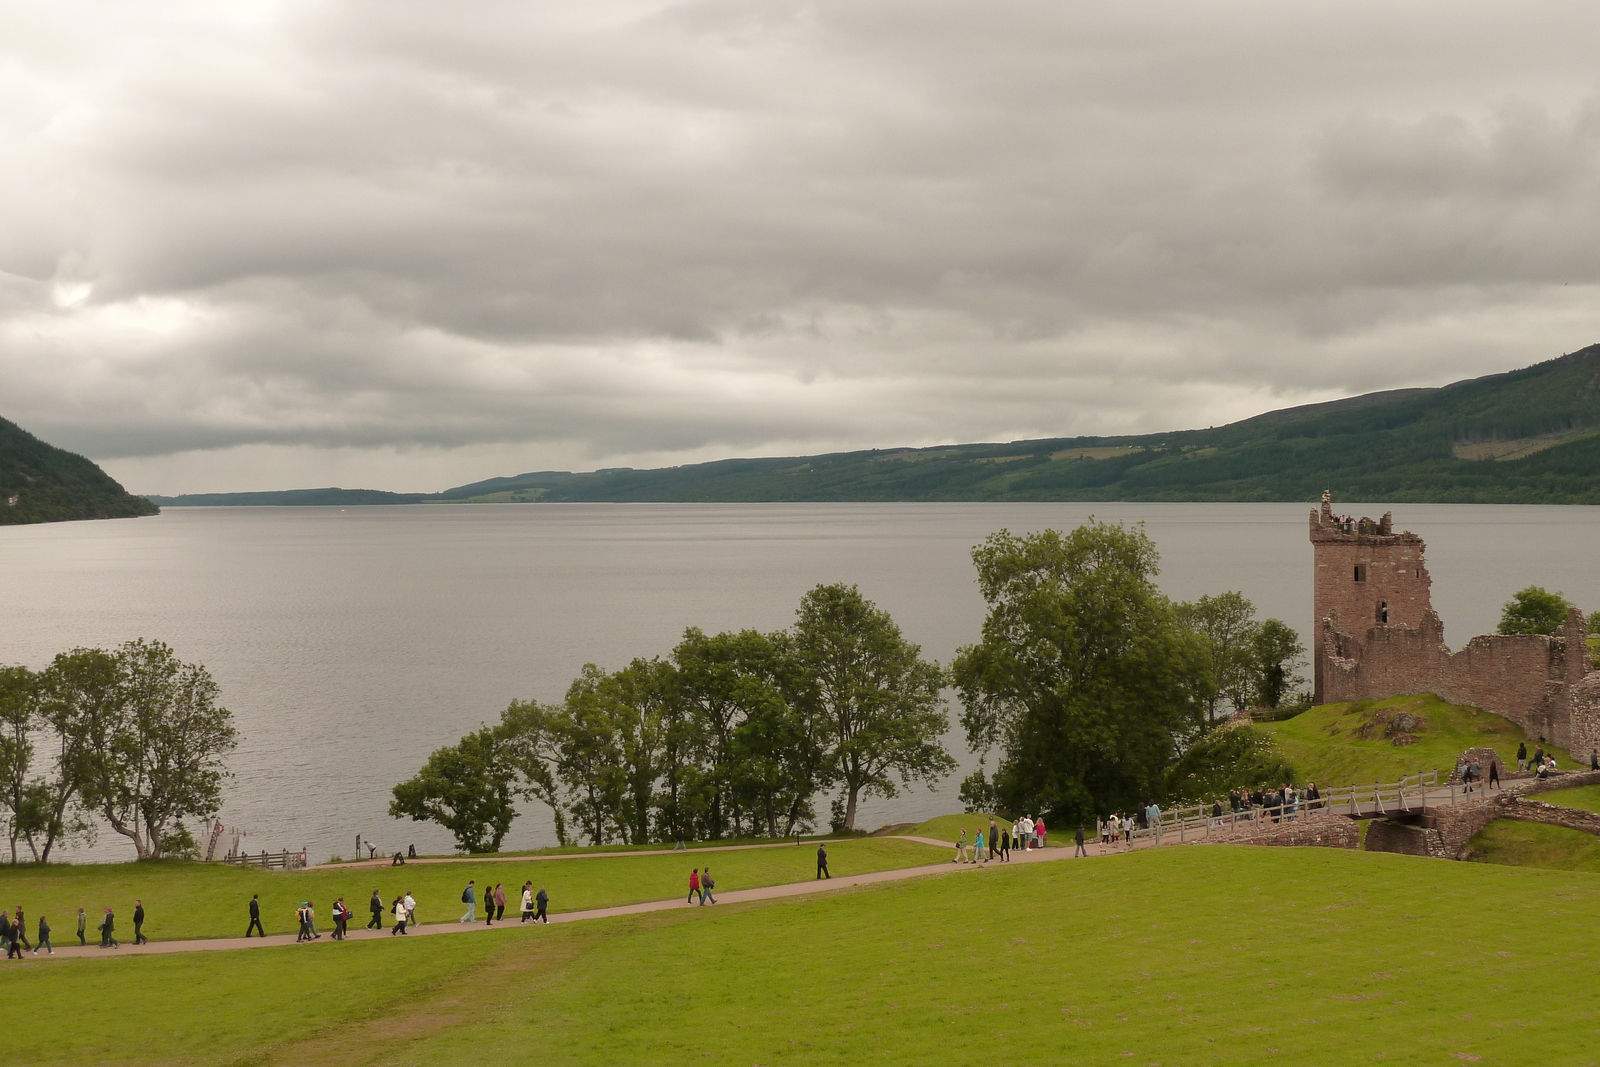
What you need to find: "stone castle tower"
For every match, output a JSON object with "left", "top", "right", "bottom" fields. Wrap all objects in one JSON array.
[{"left": 1309, "top": 490, "right": 1434, "bottom": 702}]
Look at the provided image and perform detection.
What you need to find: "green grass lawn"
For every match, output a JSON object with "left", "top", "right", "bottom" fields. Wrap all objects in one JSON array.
[
  {"left": 1533, "top": 784, "right": 1600, "bottom": 816},
  {"left": 1465, "top": 818, "right": 1600, "bottom": 874},
  {"left": 1260, "top": 693, "right": 1570, "bottom": 786},
  {"left": 0, "top": 837, "right": 942, "bottom": 943},
  {"left": 11, "top": 845, "right": 1594, "bottom": 1066}
]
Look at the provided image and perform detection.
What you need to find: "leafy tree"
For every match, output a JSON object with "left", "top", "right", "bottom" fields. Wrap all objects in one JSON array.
[
  {"left": 76, "top": 640, "right": 237, "bottom": 859},
  {"left": 792, "top": 583, "right": 954, "bottom": 831},
  {"left": 952, "top": 523, "right": 1207, "bottom": 828},
  {"left": 1163, "top": 723, "right": 1295, "bottom": 804},
  {"left": 1251, "top": 619, "right": 1305, "bottom": 708},
  {"left": 1174, "top": 592, "right": 1258, "bottom": 718},
  {"left": 725, "top": 633, "right": 826, "bottom": 837},
  {"left": 33, "top": 648, "right": 121, "bottom": 862},
  {"left": 1498, "top": 586, "right": 1574, "bottom": 636},
  {"left": 0, "top": 666, "right": 38, "bottom": 862},
  {"left": 497, "top": 699, "right": 573, "bottom": 846},
  {"left": 957, "top": 763, "right": 999, "bottom": 815},
  {"left": 389, "top": 726, "right": 519, "bottom": 853}
]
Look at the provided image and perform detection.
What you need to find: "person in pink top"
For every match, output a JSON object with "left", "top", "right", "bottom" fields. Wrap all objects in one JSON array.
[{"left": 1035, "top": 816, "right": 1047, "bottom": 849}]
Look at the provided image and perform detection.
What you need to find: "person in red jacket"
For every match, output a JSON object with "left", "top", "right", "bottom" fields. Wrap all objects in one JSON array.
[{"left": 687, "top": 868, "right": 702, "bottom": 905}]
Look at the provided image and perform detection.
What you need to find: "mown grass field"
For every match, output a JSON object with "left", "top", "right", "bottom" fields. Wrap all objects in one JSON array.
[
  {"left": 1537, "top": 783, "right": 1600, "bottom": 815},
  {"left": 0, "top": 837, "right": 941, "bottom": 943},
  {"left": 4, "top": 845, "right": 1597, "bottom": 1066},
  {"left": 1260, "top": 693, "right": 1569, "bottom": 786}
]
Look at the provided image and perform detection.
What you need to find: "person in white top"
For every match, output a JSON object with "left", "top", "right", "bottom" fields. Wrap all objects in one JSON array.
[
  {"left": 403, "top": 892, "right": 417, "bottom": 927},
  {"left": 521, "top": 884, "right": 535, "bottom": 923},
  {"left": 1020, "top": 815, "right": 1035, "bottom": 850}
]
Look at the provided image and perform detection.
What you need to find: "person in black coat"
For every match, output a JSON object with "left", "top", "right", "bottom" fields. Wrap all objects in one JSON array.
[
  {"left": 246, "top": 894, "right": 265, "bottom": 937},
  {"left": 534, "top": 886, "right": 549, "bottom": 924},
  {"left": 133, "top": 900, "right": 148, "bottom": 945},
  {"left": 368, "top": 889, "right": 384, "bottom": 930},
  {"left": 100, "top": 907, "right": 119, "bottom": 948},
  {"left": 816, "top": 843, "right": 830, "bottom": 879}
]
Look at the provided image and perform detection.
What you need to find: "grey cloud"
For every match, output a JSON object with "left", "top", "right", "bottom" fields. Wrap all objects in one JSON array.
[{"left": 5, "top": 0, "right": 1600, "bottom": 489}]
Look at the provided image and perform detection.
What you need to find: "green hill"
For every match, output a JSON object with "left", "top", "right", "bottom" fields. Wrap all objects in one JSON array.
[
  {"left": 1257, "top": 693, "right": 1567, "bottom": 786},
  {"left": 148, "top": 343, "right": 1600, "bottom": 505},
  {"left": 0, "top": 416, "right": 158, "bottom": 524},
  {"left": 143, "top": 487, "right": 430, "bottom": 507}
]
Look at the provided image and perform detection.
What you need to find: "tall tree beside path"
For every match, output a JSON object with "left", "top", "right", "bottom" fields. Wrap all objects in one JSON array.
[
  {"left": 91, "top": 640, "right": 238, "bottom": 859},
  {"left": 953, "top": 523, "right": 1207, "bottom": 827},
  {"left": 390, "top": 725, "right": 520, "bottom": 853},
  {"left": 0, "top": 665, "right": 41, "bottom": 863},
  {"left": 792, "top": 583, "right": 953, "bottom": 832},
  {"left": 497, "top": 699, "right": 573, "bottom": 847},
  {"left": 34, "top": 648, "right": 122, "bottom": 862},
  {"left": 1250, "top": 619, "right": 1305, "bottom": 709}
]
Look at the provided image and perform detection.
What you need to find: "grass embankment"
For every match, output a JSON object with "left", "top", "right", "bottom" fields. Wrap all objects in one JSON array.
[
  {"left": 897, "top": 814, "right": 1014, "bottom": 846},
  {"left": 1466, "top": 820, "right": 1600, "bottom": 875},
  {"left": 1260, "top": 693, "right": 1568, "bottom": 786},
  {"left": 6, "top": 846, "right": 1599, "bottom": 1066},
  {"left": 0, "top": 838, "right": 941, "bottom": 943}
]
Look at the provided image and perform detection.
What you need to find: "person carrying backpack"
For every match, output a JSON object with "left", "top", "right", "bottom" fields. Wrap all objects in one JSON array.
[{"left": 459, "top": 881, "right": 477, "bottom": 923}]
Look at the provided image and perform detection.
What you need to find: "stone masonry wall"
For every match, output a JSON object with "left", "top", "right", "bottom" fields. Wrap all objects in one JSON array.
[{"left": 1198, "top": 810, "right": 1360, "bottom": 850}]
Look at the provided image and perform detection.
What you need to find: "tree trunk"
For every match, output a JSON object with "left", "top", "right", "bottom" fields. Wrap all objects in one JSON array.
[{"left": 844, "top": 785, "right": 859, "bottom": 831}]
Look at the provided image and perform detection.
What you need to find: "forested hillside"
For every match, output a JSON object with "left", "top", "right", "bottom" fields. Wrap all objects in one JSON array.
[{"left": 0, "top": 416, "right": 158, "bottom": 524}]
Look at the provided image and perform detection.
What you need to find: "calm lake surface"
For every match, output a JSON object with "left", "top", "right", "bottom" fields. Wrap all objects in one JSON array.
[{"left": 1, "top": 501, "right": 1595, "bottom": 863}]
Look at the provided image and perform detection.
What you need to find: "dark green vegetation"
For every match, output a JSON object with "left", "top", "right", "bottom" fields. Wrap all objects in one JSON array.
[
  {"left": 0, "top": 642, "right": 237, "bottom": 862},
  {"left": 0, "top": 415, "right": 156, "bottom": 524},
  {"left": 151, "top": 343, "right": 1600, "bottom": 504},
  {"left": 952, "top": 523, "right": 1302, "bottom": 825},
  {"left": 393, "top": 583, "right": 955, "bottom": 849},
  {"left": 6, "top": 846, "right": 1598, "bottom": 1066},
  {"left": 1258, "top": 693, "right": 1565, "bottom": 787},
  {"left": 0, "top": 836, "right": 941, "bottom": 944},
  {"left": 143, "top": 487, "right": 429, "bottom": 506},
  {"left": 1497, "top": 585, "right": 1579, "bottom": 635}
]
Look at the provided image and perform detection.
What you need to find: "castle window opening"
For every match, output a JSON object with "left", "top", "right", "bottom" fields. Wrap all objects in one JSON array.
[
  {"left": 1378, "top": 601, "right": 1389, "bottom": 624},
  {"left": 1354, "top": 564, "right": 1367, "bottom": 583}
]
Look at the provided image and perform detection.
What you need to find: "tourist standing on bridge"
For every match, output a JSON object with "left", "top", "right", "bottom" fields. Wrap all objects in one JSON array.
[
  {"left": 817, "top": 842, "right": 830, "bottom": 879},
  {"left": 368, "top": 889, "right": 383, "bottom": 930},
  {"left": 1489, "top": 760, "right": 1501, "bottom": 789}
]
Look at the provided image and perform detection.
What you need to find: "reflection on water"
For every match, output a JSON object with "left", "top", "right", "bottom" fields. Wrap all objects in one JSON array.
[{"left": 0, "top": 501, "right": 1594, "bottom": 863}]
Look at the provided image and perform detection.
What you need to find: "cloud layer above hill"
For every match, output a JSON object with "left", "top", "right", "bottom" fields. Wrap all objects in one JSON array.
[{"left": 6, "top": 0, "right": 1600, "bottom": 493}]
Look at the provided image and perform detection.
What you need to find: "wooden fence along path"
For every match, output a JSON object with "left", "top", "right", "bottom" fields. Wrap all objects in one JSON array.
[{"left": 1126, "top": 769, "right": 1469, "bottom": 845}]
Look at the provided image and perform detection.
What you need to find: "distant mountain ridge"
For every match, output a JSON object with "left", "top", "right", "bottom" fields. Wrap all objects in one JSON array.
[
  {"left": 0, "top": 417, "right": 158, "bottom": 525},
  {"left": 148, "top": 344, "right": 1600, "bottom": 507}
]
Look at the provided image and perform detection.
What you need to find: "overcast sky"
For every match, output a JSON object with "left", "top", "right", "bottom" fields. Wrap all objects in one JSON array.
[{"left": 5, "top": 0, "right": 1600, "bottom": 494}]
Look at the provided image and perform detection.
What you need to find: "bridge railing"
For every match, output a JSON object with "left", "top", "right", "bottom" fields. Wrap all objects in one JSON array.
[
  {"left": 220, "top": 849, "right": 308, "bottom": 870},
  {"left": 1104, "top": 769, "right": 1457, "bottom": 846}
]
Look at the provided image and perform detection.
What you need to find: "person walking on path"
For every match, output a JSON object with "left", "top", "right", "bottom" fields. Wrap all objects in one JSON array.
[
  {"left": 520, "top": 883, "right": 534, "bottom": 923},
  {"left": 1074, "top": 824, "right": 1087, "bottom": 857},
  {"left": 13, "top": 907, "right": 31, "bottom": 952},
  {"left": 687, "top": 869, "right": 702, "bottom": 905},
  {"left": 4, "top": 918, "right": 19, "bottom": 960},
  {"left": 1517, "top": 741, "right": 1528, "bottom": 772},
  {"left": 534, "top": 886, "right": 549, "bottom": 924},
  {"left": 333, "top": 897, "right": 349, "bottom": 940},
  {"left": 816, "top": 843, "right": 830, "bottom": 879},
  {"left": 999, "top": 827, "right": 1010, "bottom": 862},
  {"left": 34, "top": 915, "right": 51, "bottom": 956},
  {"left": 493, "top": 883, "right": 506, "bottom": 923},
  {"left": 133, "top": 900, "right": 148, "bottom": 945},
  {"left": 404, "top": 892, "right": 417, "bottom": 927},
  {"left": 367, "top": 889, "right": 383, "bottom": 931},
  {"left": 988, "top": 819, "right": 999, "bottom": 861},
  {"left": 296, "top": 903, "right": 311, "bottom": 942},
  {"left": 76, "top": 908, "right": 87, "bottom": 946},
  {"left": 247, "top": 894, "right": 265, "bottom": 937},
  {"left": 306, "top": 901, "right": 321, "bottom": 940},
  {"left": 674, "top": 831, "right": 687, "bottom": 851},
  {"left": 700, "top": 868, "right": 717, "bottom": 905},
  {"left": 485, "top": 883, "right": 496, "bottom": 927},
  {"left": 390, "top": 896, "right": 409, "bottom": 936},
  {"left": 974, "top": 830, "right": 987, "bottom": 864},
  {"left": 99, "top": 907, "right": 118, "bottom": 948},
  {"left": 460, "top": 881, "right": 477, "bottom": 923},
  {"left": 1490, "top": 759, "right": 1502, "bottom": 789},
  {"left": 0, "top": 912, "right": 11, "bottom": 958}
]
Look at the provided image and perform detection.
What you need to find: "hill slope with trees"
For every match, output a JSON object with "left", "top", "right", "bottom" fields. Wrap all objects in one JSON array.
[{"left": 0, "top": 416, "right": 158, "bottom": 524}]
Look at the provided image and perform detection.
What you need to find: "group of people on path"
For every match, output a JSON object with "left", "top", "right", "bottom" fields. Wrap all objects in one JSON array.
[
  {"left": 953, "top": 815, "right": 1048, "bottom": 864},
  {"left": 456, "top": 880, "right": 549, "bottom": 925},
  {"left": 685, "top": 868, "right": 718, "bottom": 905},
  {"left": 3, "top": 900, "right": 145, "bottom": 958}
]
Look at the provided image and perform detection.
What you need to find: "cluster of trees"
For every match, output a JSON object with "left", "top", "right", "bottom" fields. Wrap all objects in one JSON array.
[
  {"left": 0, "top": 640, "right": 237, "bottom": 862},
  {"left": 952, "top": 523, "right": 1304, "bottom": 828},
  {"left": 390, "top": 584, "right": 956, "bottom": 853},
  {"left": 1497, "top": 585, "right": 1591, "bottom": 636}
]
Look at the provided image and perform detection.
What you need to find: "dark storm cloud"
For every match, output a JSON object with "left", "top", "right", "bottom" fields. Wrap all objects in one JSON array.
[{"left": 5, "top": 0, "right": 1600, "bottom": 491}]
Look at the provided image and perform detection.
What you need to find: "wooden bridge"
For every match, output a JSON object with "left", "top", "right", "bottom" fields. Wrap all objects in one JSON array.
[{"left": 220, "top": 849, "right": 309, "bottom": 871}]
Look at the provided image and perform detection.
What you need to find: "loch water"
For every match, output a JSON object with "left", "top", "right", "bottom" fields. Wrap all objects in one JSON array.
[{"left": 1, "top": 501, "right": 1595, "bottom": 863}]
